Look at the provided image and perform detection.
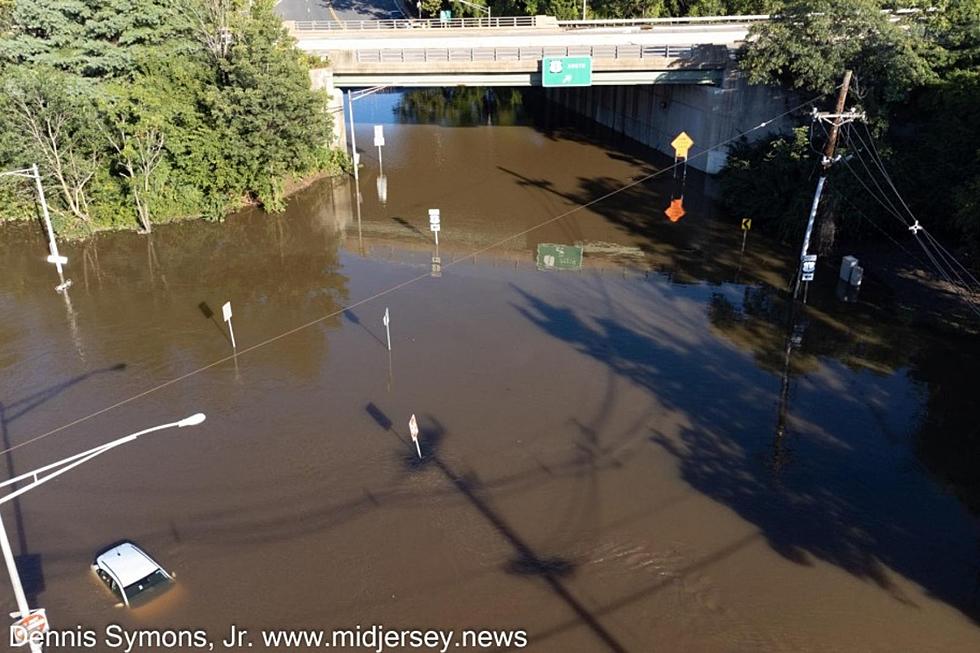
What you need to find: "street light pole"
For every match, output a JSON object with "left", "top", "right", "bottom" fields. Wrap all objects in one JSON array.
[
  {"left": 0, "top": 413, "right": 206, "bottom": 651},
  {"left": 0, "top": 165, "right": 70, "bottom": 292}
]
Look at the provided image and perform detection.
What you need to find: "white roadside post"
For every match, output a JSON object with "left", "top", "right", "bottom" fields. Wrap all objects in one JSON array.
[
  {"left": 222, "top": 301, "right": 236, "bottom": 351},
  {"left": 347, "top": 90, "right": 360, "bottom": 184},
  {"left": 0, "top": 413, "right": 207, "bottom": 653},
  {"left": 408, "top": 414, "right": 421, "bottom": 459},
  {"left": 428, "top": 209, "right": 441, "bottom": 247},
  {"left": 373, "top": 125, "right": 385, "bottom": 172},
  {"left": 383, "top": 308, "right": 391, "bottom": 351}
]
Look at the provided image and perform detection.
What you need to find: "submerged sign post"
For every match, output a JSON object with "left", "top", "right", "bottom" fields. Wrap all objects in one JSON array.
[
  {"left": 408, "top": 414, "right": 421, "bottom": 459},
  {"left": 383, "top": 307, "right": 391, "bottom": 351},
  {"left": 10, "top": 608, "right": 48, "bottom": 651},
  {"left": 429, "top": 208, "right": 441, "bottom": 246},
  {"left": 536, "top": 244, "right": 583, "bottom": 271},
  {"left": 373, "top": 125, "right": 385, "bottom": 173},
  {"left": 801, "top": 254, "right": 817, "bottom": 282},
  {"left": 222, "top": 301, "right": 236, "bottom": 351},
  {"left": 541, "top": 56, "right": 592, "bottom": 87}
]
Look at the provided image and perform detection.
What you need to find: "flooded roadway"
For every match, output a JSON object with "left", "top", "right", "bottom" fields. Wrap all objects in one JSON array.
[{"left": 0, "top": 88, "right": 979, "bottom": 652}]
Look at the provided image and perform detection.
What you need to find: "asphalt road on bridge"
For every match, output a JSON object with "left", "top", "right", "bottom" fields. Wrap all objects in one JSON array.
[{"left": 276, "top": 0, "right": 408, "bottom": 22}]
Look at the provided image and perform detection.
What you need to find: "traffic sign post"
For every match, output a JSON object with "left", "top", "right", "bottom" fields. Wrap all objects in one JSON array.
[
  {"left": 801, "top": 254, "right": 817, "bottom": 282},
  {"left": 671, "top": 132, "right": 694, "bottom": 160},
  {"left": 10, "top": 609, "right": 48, "bottom": 650},
  {"left": 373, "top": 125, "right": 385, "bottom": 173},
  {"left": 664, "top": 198, "right": 686, "bottom": 223},
  {"left": 429, "top": 209, "right": 441, "bottom": 246},
  {"left": 740, "top": 218, "right": 752, "bottom": 254},
  {"left": 408, "top": 414, "right": 421, "bottom": 459},
  {"left": 536, "top": 244, "right": 583, "bottom": 271},
  {"left": 383, "top": 307, "right": 391, "bottom": 351},
  {"left": 222, "top": 301, "right": 236, "bottom": 351},
  {"left": 541, "top": 57, "right": 592, "bottom": 87}
]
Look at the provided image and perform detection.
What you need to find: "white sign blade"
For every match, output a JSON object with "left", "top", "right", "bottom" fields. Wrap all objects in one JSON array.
[
  {"left": 409, "top": 414, "right": 418, "bottom": 440},
  {"left": 373, "top": 124, "right": 385, "bottom": 147},
  {"left": 222, "top": 301, "right": 233, "bottom": 322},
  {"left": 383, "top": 307, "right": 389, "bottom": 327}
]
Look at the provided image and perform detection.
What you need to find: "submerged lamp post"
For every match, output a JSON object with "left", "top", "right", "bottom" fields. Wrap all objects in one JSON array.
[
  {"left": 0, "top": 413, "right": 207, "bottom": 652},
  {"left": 0, "top": 165, "right": 70, "bottom": 292}
]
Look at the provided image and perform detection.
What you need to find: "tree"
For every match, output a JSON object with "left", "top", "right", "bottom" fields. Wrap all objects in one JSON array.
[
  {"left": 203, "top": 0, "right": 332, "bottom": 212},
  {"left": 1, "top": 0, "right": 193, "bottom": 78},
  {"left": 741, "top": 0, "right": 937, "bottom": 114},
  {"left": 719, "top": 128, "right": 818, "bottom": 243},
  {"left": 99, "top": 75, "right": 176, "bottom": 233},
  {"left": 0, "top": 67, "right": 101, "bottom": 227}
]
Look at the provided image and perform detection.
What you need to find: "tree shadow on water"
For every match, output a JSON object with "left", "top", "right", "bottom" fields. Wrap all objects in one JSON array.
[{"left": 511, "top": 284, "right": 980, "bottom": 625}]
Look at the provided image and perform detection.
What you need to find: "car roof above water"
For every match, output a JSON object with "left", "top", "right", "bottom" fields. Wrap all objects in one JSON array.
[{"left": 95, "top": 542, "right": 161, "bottom": 587}]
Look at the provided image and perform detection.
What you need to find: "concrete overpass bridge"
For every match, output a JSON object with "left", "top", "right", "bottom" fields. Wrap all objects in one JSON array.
[
  {"left": 294, "top": 15, "right": 795, "bottom": 175},
  {"left": 288, "top": 15, "right": 766, "bottom": 87}
]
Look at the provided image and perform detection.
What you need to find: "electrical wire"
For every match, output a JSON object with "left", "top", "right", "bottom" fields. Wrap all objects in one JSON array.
[
  {"left": 0, "top": 90, "right": 835, "bottom": 459},
  {"left": 838, "top": 121, "right": 980, "bottom": 315}
]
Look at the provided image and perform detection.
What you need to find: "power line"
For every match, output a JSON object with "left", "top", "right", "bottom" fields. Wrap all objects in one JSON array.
[
  {"left": 836, "top": 121, "right": 980, "bottom": 315},
  {"left": 0, "top": 90, "right": 834, "bottom": 459}
]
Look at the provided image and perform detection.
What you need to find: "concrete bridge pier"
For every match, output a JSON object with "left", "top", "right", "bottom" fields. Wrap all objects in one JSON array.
[{"left": 310, "top": 68, "right": 348, "bottom": 154}]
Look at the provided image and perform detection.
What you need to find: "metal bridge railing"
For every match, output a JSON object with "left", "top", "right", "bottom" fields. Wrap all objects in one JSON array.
[
  {"left": 556, "top": 14, "right": 770, "bottom": 29},
  {"left": 290, "top": 16, "right": 541, "bottom": 31},
  {"left": 354, "top": 43, "right": 695, "bottom": 64}
]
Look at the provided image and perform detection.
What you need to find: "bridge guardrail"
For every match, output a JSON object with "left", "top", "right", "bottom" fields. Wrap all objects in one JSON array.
[
  {"left": 354, "top": 43, "right": 695, "bottom": 64},
  {"left": 557, "top": 14, "right": 771, "bottom": 29},
  {"left": 289, "top": 16, "right": 542, "bottom": 31}
]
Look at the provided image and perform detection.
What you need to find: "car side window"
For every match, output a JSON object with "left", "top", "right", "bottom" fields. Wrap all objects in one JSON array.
[{"left": 99, "top": 570, "right": 121, "bottom": 598}]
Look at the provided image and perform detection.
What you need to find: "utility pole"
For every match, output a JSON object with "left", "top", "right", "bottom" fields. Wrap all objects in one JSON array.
[{"left": 793, "top": 70, "right": 864, "bottom": 301}]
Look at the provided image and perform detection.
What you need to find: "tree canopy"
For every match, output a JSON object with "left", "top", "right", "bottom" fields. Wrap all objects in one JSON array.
[
  {"left": 0, "top": 0, "right": 342, "bottom": 234},
  {"left": 726, "top": 0, "right": 980, "bottom": 260}
]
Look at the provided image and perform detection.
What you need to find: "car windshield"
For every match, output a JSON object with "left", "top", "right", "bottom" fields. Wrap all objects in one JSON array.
[{"left": 123, "top": 569, "right": 169, "bottom": 599}]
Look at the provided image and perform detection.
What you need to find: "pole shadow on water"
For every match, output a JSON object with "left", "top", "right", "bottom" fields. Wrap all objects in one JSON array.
[
  {"left": 362, "top": 403, "right": 628, "bottom": 653},
  {"left": 390, "top": 217, "right": 430, "bottom": 242},
  {"left": 344, "top": 309, "right": 387, "bottom": 349},
  {"left": 198, "top": 302, "right": 232, "bottom": 345},
  {"left": 0, "top": 362, "right": 128, "bottom": 602}
]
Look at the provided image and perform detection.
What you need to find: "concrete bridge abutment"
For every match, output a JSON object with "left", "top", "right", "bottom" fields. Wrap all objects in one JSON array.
[{"left": 543, "top": 67, "right": 797, "bottom": 174}]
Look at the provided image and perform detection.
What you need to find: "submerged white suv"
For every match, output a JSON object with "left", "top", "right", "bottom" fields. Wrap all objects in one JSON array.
[{"left": 92, "top": 542, "right": 173, "bottom": 607}]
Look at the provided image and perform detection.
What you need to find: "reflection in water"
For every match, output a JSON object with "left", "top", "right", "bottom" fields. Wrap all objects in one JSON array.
[
  {"left": 396, "top": 87, "right": 527, "bottom": 127},
  {"left": 0, "top": 89, "right": 978, "bottom": 651}
]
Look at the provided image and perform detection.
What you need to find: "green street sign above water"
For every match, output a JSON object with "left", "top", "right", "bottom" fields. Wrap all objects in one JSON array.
[
  {"left": 537, "top": 244, "right": 584, "bottom": 271},
  {"left": 541, "top": 57, "right": 593, "bottom": 88}
]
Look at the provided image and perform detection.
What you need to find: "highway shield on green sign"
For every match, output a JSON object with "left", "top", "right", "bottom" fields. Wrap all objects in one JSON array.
[
  {"left": 541, "top": 57, "right": 593, "bottom": 88},
  {"left": 537, "top": 244, "right": 584, "bottom": 271}
]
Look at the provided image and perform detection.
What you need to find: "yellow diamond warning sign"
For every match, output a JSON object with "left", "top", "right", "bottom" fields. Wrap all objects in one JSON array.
[{"left": 671, "top": 131, "right": 694, "bottom": 159}]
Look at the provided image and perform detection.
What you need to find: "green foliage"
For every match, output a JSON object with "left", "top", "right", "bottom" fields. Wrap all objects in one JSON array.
[
  {"left": 0, "top": 0, "right": 341, "bottom": 234},
  {"left": 0, "top": 66, "right": 104, "bottom": 228},
  {"left": 729, "top": 0, "right": 980, "bottom": 262},
  {"left": 719, "top": 128, "right": 817, "bottom": 243},
  {"left": 741, "top": 0, "right": 937, "bottom": 113}
]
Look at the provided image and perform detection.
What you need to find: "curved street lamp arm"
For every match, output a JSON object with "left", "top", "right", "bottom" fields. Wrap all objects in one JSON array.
[{"left": 0, "top": 414, "right": 205, "bottom": 502}]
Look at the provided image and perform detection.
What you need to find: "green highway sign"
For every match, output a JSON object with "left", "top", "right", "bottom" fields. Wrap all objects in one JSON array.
[
  {"left": 541, "top": 57, "right": 593, "bottom": 88},
  {"left": 537, "top": 244, "right": 584, "bottom": 271}
]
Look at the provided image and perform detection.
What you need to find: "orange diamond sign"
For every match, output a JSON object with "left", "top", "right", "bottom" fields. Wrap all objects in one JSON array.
[
  {"left": 671, "top": 131, "right": 694, "bottom": 159},
  {"left": 665, "top": 198, "right": 686, "bottom": 222}
]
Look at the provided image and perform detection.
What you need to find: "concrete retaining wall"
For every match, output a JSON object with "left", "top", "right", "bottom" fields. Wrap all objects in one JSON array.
[{"left": 544, "top": 67, "right": 797, "bottom": 174}]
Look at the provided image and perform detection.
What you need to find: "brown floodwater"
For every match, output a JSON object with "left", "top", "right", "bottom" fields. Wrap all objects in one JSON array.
[{"left": 0, "top": 88, "right": 978, "bottom": 652}]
